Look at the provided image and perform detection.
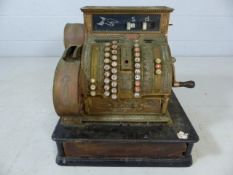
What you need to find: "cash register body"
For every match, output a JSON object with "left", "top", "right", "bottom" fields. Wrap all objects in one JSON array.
[{"left": 52, "top": 6, "right": 198, "bottom": 167}]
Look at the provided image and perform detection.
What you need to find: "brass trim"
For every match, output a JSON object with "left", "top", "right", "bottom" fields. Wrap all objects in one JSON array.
[{"left": 81, "top": 6, "right": 174, "bottom": 13}]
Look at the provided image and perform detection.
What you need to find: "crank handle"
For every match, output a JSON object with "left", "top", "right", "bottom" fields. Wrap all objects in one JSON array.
[{"left": 173, "top": 81, "right": 195, "bottom": 88}]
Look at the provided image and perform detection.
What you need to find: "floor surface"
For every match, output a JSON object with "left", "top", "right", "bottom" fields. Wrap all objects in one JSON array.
[{"left": 0, "top": 57, "right": 232, "bottom": 175}]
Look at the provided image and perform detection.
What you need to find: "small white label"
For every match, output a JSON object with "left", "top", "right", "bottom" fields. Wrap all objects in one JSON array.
[
  {"left": 142, "top": 22, "right": 147, "bottom": 30},
  {"left": 177, "top": 131, "right": 189, "bottom": 139},
  {"left": 127, "top": 22, "right": 131, "bottom": 30}
]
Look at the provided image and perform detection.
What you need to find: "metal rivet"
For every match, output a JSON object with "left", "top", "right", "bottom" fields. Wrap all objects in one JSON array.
[
  {"left": 104, "top": 47, "right": 110, "bottom": 52},
  {"left": 111, "top": 50, "right": 117, "bottom": 55},
  {"left": 90, "top": 78, "right": 96, "bottom": 83},
  {"left": 104, "top": 71, "right": 111, "bottom": 77},
  {"left": 104, "top": 78, "right": 110, "bottom": 84},
  {"left": 135, "top": 57, "right": 140, "bottom": 62},
  {"left": 90, "top": 91, "right": 96, "bottom": 96},
  {"left": 111, "top": 74, "right": 117, "bottom": 81},
  {"left": 90, "top": 84, "right": 96, "bottom": 90},
  {"left": 134, "top": 52, "right": 140, "bottom": 57},
  {"left": 105, "top": 42, "right": 111, "bottom": 46},
  {"left": 111, "top": 81, "right": 117, "bottom": 87},
  {"left": 155, "top": 64, "right": 161, "bottom": 69},
  {"left": 104, "top": 91, "right": 110, "bottom": 97},
  {"left": 135, "top": 74, "right": 141, "bottom": 80},
  {"left": 135, "top": 63, "right": 141, "bottom": 69},
  {"left": 112, "top": 40, "right": 118, "bottom": 44},
  {"left": 104, "top": 52, "right": 110, "bottom": 57},
  {"left": 156, "top": 69, "right": 162, "bottom": 75},
  {"left": 111, "top": 88, "right": 117, "bottom": 93},
  {"left": 135, "top": 86, "right": 140, "bottom": 92},
  {"left": 111, "top": 61, "right": 117, "bottom": 67},
  {"left": 104, "top": 64, "right": 110, "bottom": 71},
  {"left": 104, "top": 85, "right": 110, "bottom": 91},
  {"left": 135, "top": 69, "right": 141, "bottom": 74},
  {"left": 111, "top": 94, "right": 117, "bottom": 99},
  {"left": 111, "top": 55, "right": 118, "bottom": 60},
  {"left": 104, "top": 58, "right": 111, "bottom": 64},
  {"left": 112, "top": 45, "right": 118, "bottom": 49},
  {"left": 111, "top": 68, "right": 117, "bottom": 74},
  {"left": 134, "top": 92, "right": 140, "bottom": 98},
  {"left": 134, "top": 47, "right": 140, "bottom": 52},
  {"left": 155, "top": 58, "right": 161, "bottom": 64},
  {"left": 135, "top": 80, "right": 140, "bottom": 87},
  {"left": 134, "top": 43, "right": 139, "bottom": 47}
]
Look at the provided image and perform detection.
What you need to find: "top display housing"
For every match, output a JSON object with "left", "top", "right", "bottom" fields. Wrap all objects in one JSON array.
[{"left": 81, "top": 6, "right": 174, "bottom": 34}]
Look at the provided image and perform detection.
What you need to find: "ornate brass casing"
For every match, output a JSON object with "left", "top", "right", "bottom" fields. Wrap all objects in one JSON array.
[{"left": 53, "top": 6, "right": 195, "bottom": 125}]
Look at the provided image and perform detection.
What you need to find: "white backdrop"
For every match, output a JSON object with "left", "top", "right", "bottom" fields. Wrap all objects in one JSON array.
[{"left": 0, "top": 0, "right": 233, "bottom": 57}]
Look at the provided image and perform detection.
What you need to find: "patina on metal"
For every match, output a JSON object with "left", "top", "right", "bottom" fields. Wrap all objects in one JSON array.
[
  {"left": 52, "top": 6, "right": 198, "bottom": 167},
  {"left": 53, "top": 6, "right": 194, "bottom": 125}
]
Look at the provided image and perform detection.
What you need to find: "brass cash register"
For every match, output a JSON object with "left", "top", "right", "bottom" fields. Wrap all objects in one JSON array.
[{"left": 52, "top": 6, "right": 199, "bottom": 167}]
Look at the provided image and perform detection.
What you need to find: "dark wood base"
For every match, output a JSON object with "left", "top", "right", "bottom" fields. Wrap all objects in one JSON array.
[
  {"left": 55, "top": 154, "right": 193, "bottom": 167},
  {"left": 52, "top": 92, "right": 199, "bottom": 167}
]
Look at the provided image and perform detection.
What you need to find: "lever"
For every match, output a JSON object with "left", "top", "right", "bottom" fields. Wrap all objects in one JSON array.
[
  {"left": 173, "top": 81, "right": 195, "bottom": 88},
  {"left": 171, "top": 57, "right": 195, "bottom": 88}
]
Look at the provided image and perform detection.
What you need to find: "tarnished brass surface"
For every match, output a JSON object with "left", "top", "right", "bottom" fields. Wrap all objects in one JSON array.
[
  {"left": 64, "top": 23, "right": 84, "bottom": 48},
  {"left": 61, "top": 113, "right": 171, "bottom": 126},
  {"left": 53, "top": 46, "right": 82, "bottom": 116},
  {"left": 53, "top": 6, "right": 195, "bottom": 125}
]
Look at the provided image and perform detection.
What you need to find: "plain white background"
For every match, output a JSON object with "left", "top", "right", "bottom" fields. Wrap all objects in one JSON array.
[
  {"left": 0, "top": 0, "right": 233, "bottom": 57},
  {"left": 0, "top": 1, "right": 233, "bottom": 175}
]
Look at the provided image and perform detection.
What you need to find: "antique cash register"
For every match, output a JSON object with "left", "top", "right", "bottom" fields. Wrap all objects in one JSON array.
[{"left": 52, "top": 6, "right": 199, "bottom": 167}]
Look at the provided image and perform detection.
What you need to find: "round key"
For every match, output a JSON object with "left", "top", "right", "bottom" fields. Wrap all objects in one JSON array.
[
  {"left": 104, "top": 58, "right": 111, "bottom": 64},
  {"left": 90, "top": 84, "right": 96, "bottom": 90},
  {"left": 135, "top": 74, "right": 141, "bottom": 80},
  {"left": 156, "top": 69, "right": 162, "bottom": 75},
  {"left": 104, "top": 78, "right": 110, "bottom": 84},
  {"left": 135, "top": 69, "right": 140, "bottom": 74},
  {"left": 135, "top": 86, "right": 140, "bottom": 92},
  {"left": 135, "top": 80, "right": 140, "bottom": 87},
  {"left": 134, "top": 43, "right": 139, "bottom": 47},
  {"left": 104, "top": 91, "right": 110, "bottom": 97},
  {"left": 111, "top": 55, "right": 117, "bottom": 61},
  {"left": 104, "top": 71, "right": 111, "bottom": 77},
  {"left": 104, "top": 84, "right": 110, "bottom": 91},
  {"left": 90, "top": 91, "right": 96, "bottom": 96},
  {"left": 112, "top": 45, "right": 118, "bottom": 49},
  {"left": 111, "top": 81, "right": 117, "bottom": 87},
  {"left": 155, "top": 64, "right": 161, "bottom": 69},
  {"left": 111, "top": 61, "right": 117, "bottom": 67},
  {"left": 155, "top": 58, "right": 161, "bottom": 64},
  {"left": 111, "top": 94, "right": 117, "bottom": 99},
  {"left": 134, "top": 47, "right": 140, "bottom": 52},
  {"left": 112, "top": 40, "right": 118, "bottom": 44},
  {"left": 104, "top": 64, "right": 110, "bottom": 71},
  {"left": 135, "top": 57, "right": 140, "bottom": 62},
  {"left": 104, "top": 52, "right": 110, "bottom": 57},
  {"left": 111, "top": 88, "right": 117, "bottom": 93},
  {"left": 105, "top": 42, "right": 111, "bottom": 46},
  {"left": 111, "top": 74, "right": 117, "bottom": 81},
  {"left": 90, "top": 78, "right": 96, "bottom": 83},
  {"left": 134, "top": 92, "right": 140, "bottom": 98},
  {"left": 111, "top": 68, "right": 117, "bottom": 74},
  {"left": 134, "top": 52, "right": 140, "bottom": 57},
  {"left": 111, "top": 50, "right": 117, "bottom": 55},
  {"left": 135, "top": 63, "right": 141, "bottom": 69},
  {"left": 105, "top": 47, "right": 110, "bottom": 52}
]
